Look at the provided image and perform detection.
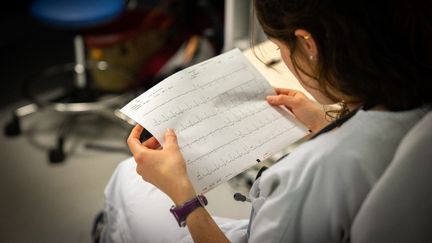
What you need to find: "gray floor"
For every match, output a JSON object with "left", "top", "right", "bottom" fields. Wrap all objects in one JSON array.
[
  {"left": 0, "top": 104, "right": 129, "bottom": 243},
  {"left": 0, "top": 102, "right": 251, "bottom": 243}
]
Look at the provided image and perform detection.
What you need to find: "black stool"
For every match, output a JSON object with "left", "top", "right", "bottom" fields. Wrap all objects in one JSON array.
[{"left": 4, "top": 0, "right": 133, "bottom": 163}]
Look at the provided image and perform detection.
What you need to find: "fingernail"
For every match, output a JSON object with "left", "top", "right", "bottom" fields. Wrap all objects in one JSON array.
[
  {"left": 266, "top": 96, "right": 274, "bottom": 102},
  {"left": 166, "top": 128, "right": 174, "bottom": 134}
]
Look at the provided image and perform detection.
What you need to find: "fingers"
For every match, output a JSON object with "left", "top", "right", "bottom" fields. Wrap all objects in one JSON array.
[
  {"left": 131, "top": 124, "right": 144, "bottom": 137},
  {"left": 266, "top": 95, "right": 296, "bottom": 109},
  {"left": 142, "top": 136, "right": 161, "bottom": 149},
  {"left": 127, "top": 125, "right": 144, "bottom": 154},
  {"left": 274, "top": 87, "right": 300, "bottom": 96},
  {"left": 128, "top": 125, "right": 179, "bottom": 158},
  {"left": 164, "top": 128, "right": 179, "bottom": 149}
]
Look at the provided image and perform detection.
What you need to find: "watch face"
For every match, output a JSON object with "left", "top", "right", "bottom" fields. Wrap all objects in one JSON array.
[{"left": 197, "top": 195, "right": 208, "bottom": 206}]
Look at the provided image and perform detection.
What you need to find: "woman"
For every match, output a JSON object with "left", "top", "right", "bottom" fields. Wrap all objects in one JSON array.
[{"left": 100, "top": 0, "right": 431, "bottom": 242}]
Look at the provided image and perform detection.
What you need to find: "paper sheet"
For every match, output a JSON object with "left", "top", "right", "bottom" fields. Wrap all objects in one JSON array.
[{"left": 120, "top": 49, "right": 308, "bottom": 193}]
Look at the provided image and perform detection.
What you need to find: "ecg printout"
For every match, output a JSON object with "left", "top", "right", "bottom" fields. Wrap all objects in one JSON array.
[{"left": 120, "top": 48, "right": 308, "bottom": 193}]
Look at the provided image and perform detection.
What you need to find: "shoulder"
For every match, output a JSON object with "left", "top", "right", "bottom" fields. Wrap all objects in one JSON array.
[
  {"left": 258, "top": 107, "right": 426, "bottom": 197},
  {"left": 247, "top": 108, "right": 426, "bottom": 242}
]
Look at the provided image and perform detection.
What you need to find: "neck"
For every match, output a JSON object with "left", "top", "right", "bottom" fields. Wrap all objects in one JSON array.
[
  {"left": 346, "top": 103, "right": 361, "bottom": 112},
  {"left": 346, "top": 102, "right": 387, "bottom": 112}
]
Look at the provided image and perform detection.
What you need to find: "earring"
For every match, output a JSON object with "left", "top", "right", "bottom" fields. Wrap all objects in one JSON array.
[
  {"left": 309, "top": 55, "right": 314, "bottom": 61},
  {"left": 304, "top": 34, "right": 311, "bottom": 40}
]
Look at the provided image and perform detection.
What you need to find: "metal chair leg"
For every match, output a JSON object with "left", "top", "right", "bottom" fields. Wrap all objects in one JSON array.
[
  {"left": 4, "top": 114, "right": 21, "bottom": 136},
  {"left": 48, "top": 115, "right": 76, "bottom": 163},
  {"left": 4, "top": 103, "right": 39, "bottom": 136}
]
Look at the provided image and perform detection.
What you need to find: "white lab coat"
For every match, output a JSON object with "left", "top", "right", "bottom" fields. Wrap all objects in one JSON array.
[{"left": 101, "top": 108, "right": 425, "bottom": 243}]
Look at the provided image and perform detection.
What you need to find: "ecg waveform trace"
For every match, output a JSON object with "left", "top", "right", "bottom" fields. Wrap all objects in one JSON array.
[{"left": 119, "top": 49, "right": 308, "bottom": 193}]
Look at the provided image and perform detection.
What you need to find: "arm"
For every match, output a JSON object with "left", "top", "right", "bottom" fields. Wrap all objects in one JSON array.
[
  {"left": 266, "top": 88, "right": 329, "bottom": 133},
  {"left": 127, "top": 125, "right": 230, "bottom": 243}
]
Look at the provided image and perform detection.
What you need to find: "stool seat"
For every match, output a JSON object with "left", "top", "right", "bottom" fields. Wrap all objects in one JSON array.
[{"left": 30, "top": 0, "right": 124, "bottom": 29}]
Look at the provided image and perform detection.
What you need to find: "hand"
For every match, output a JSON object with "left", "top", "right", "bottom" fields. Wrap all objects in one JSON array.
[
  {"left": 266, "top": 88, "right": 329, "bottom": 133},
  {"left": 127, "top": 125, "right": 196, "bottom": 205}
]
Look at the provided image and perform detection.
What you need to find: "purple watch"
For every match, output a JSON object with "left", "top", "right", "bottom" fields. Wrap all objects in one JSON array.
[{"left": 170, "top": 194, "right": 208, "bottom": 227}]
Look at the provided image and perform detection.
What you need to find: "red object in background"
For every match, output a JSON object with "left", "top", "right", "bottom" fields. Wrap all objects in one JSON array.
[
  {"left": 84, "top": 9, "right": 174, "bottom": 48},
  {"left": 82, "top": 8, "right": 182, "bottom": 92},
  {"left": 82, "top": 1, "right": 224, "bottom": 92}
]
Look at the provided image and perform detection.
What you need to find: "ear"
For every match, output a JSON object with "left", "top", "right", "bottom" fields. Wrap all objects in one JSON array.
[{"left": 294, "top": 29, "right": 318, "bottom": 60}]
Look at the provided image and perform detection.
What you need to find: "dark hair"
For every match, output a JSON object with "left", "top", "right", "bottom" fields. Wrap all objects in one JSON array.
[{"left": 254, "top": 0, "right": 432, "bottom": 110}]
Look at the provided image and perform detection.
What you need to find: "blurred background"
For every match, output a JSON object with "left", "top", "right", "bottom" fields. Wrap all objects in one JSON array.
[{"left": 0, "top": 0, "right": 264, "bottom": 242}]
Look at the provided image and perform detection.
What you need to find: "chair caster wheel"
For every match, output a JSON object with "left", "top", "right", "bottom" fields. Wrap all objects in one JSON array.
[
  {"left": 49, "top": 148, "right": 65, "bottom": 163},
  {"left": 4, "top": 116, "right": 21, "bottom": 136}
]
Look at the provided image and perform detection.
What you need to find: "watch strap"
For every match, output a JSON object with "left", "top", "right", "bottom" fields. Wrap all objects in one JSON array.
[{"left": 170, "top": 194, "right": 208, "bottom": 227}]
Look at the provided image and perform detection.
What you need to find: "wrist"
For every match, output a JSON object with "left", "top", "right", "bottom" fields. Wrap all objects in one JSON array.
[
  {"left": 170, "top": 194, "right": 208, "bottom": 227},
  {"left": 170, "top": 180, "right": 196, "bottom": 206}
]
